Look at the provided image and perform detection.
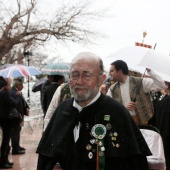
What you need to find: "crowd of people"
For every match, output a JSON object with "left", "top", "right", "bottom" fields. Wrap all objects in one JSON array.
[
  {"left": 0, "top": 51, "right": 170, "bottom": 170},
  {"left": 37, "top": 52, "right": 169, "bottom": 170}
]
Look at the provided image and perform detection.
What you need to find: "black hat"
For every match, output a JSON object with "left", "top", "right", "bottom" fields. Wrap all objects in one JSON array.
[{"left": 0, "top": 76, "right": 7, "bottom": 89}]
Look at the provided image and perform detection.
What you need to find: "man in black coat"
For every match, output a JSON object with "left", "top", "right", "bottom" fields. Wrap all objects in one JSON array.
[
  {"left": 10, "top": 78, "right": 29, "bottom": 155},
  {"left": 0, "top": 77, "right": 16, "bottom": 168},
  {"left": 149, "top": 81, "right": 170, "bottom": 170},
  {"left": 37, "top": 52, "right": 151, "bottom": 170},
  {"left": 41, "top": 75, "right": 53, "bottom": 112},
  {"left": 42, "top": 75, "right": 65, "bottom": 117}
]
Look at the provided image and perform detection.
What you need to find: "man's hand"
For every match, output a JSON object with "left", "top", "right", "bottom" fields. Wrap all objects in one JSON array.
[
  {"left": 146, "top": 68, "right": 151, "bottom": 72},
  {"left": 126, "top": 102, "right": 135, "bottom": 111},
  {"left": 26, "top": 108, "right": 30, "bottom": 116},
  {"left": 53, "top": 164, "right": 63, "bottom": 170}
]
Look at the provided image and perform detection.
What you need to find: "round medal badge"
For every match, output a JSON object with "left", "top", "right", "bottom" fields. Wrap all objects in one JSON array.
[{"left": 91, "top": 124, "right": 106, "bottom": 139}]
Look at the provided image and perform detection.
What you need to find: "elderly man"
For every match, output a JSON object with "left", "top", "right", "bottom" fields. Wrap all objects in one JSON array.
[
  {"left": 10, "top": 78, "right": 29, "bottom": 154},
  {"left": 107, "top": 60, "right": 166, "bottom": 126},
  {"left": 37, "top": 52, "right": 151, "bottom": 170}
]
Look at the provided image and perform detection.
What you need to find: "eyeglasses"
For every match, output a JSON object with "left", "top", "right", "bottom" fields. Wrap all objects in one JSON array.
[{"left": 70, "top": 72, "right": 102, "bottom": 81}]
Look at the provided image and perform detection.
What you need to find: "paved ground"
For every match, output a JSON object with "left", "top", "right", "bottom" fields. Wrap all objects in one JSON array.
[
  {"left": 0, "top": 112, "right": 44, "bottom": 170},
  {"left": 8, "top": 128, "right": 42, "bottom": 170}
]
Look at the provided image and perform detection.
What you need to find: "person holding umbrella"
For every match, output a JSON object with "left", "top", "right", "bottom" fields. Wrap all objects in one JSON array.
[
  {"left": 41, "top": 62, "right": 70, "bottom": 117},
  {"left": 42, "top": 75, "right": 65, "bottom": 117},
  {"left": 41, "top": 75, "right": 55, "bottom": 114},
  {"left": 107, "top": 60, "right": 166, "bottom": 126}
]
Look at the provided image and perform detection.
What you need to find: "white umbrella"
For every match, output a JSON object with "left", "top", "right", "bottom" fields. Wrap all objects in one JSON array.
[
  {"left": 107, "top": 46, "right": 170, "bottom": 82},
  {"left": 138, "top": 48, "right": 170, "bottom": 75}
]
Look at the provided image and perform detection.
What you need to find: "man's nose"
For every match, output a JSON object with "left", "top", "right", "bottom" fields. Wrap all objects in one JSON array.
[{"left": 76, "top": 75, "right": 85, "bottom": 83}]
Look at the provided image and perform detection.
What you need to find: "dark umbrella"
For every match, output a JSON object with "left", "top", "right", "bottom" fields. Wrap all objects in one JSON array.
[{"left": 32, "top": 77, "right": 47, "bottom": 92}]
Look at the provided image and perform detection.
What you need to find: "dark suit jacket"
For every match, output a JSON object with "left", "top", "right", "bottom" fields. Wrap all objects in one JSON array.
[
  {"left": 10, "top": 87, "right": 29, "bottom": 120},
  {"left": 41, "top": 80, "right": 51, "bottom": 113},
  {"left": 37, "top": 94, "right": 151, "bottom": 170},
  {"left": 0, "top": 89, "right": 16, "bottom": 118},
  {"left": 42, "top": 82, "right": 60, "bottom": 116}
]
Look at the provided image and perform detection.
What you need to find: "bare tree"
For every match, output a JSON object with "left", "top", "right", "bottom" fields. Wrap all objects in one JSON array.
[
  {"left": 29, "top": 52, "right": 57, "bottom": 70},
  {"left": 0, "top": 0, "right": 107, "bottom": 63}
]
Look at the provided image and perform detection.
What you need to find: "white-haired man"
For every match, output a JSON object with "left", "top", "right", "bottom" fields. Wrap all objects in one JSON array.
[{"left": 37, "top": 52, "right": 151, "bottom": 170}]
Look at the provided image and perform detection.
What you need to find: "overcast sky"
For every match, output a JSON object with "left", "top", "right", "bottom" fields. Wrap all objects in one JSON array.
[
  {"left": 40, "top": 0, "right": 170, "bottom": 63},
  {"left": 12, "top": 0, "right": 170, "bottom": 64}
]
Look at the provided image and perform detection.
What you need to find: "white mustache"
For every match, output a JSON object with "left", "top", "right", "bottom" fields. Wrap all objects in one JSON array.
[{"left": 74, "top": 86, "right": 89, "bottom": 90}]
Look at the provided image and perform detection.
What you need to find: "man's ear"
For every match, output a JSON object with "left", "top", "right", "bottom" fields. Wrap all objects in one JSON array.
[{"left": 118, "top": 70, "right": 123, "bottom": 75}]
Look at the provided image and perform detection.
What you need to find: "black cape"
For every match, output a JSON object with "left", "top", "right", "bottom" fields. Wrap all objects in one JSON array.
[
  {"left": 37, "top": 94, "right": 151, "bottom": 170},
  {"left": 149, "top": 95, "right": 170, "bottom": 170},
  {"left": 150, "top": 94, "right": 170, "bottom": 153}
]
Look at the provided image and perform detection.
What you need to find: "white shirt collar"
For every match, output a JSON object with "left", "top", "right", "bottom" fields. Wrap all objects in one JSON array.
[
  {"left": 73, "top": 91, "right": 101, "bottom": 112},
  {"left": 120, "top": 76, "right": 129, "bottom": 85}
]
